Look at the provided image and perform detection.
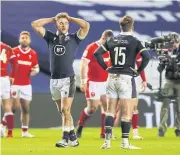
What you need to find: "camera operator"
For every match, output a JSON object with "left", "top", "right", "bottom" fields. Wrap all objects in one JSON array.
[{"left": 157, "top": 32, "right": 180, "bottom": 137}]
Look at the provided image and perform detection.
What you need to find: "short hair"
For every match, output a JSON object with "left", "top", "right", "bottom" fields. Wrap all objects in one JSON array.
[
  {"left": 120, "top": 15, "right": 134, "bottom": 32},
  {"left": 103, "top": 29, "right": 114, "bottom": 38},
  {"left": 20, "top": 31, "right": 31, "bottom": 37},
  {"left": 56, "top": 13, "right": 69, "bottom": 21}
]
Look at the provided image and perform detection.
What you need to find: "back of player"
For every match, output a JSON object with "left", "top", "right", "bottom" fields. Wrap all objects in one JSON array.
[
  {"left": 107, "top": 34, "right": 145, "bottom": 77},
  {"left": 0, "top": 42, "right": 16, "bottom": 138},
  {"left": 94, "top": 15, "right": 150, "bottom": 150}
]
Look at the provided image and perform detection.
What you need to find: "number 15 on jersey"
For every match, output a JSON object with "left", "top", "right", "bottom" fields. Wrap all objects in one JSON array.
[{"left": 114, "top": 47, "right": 126, "bottom": 65}]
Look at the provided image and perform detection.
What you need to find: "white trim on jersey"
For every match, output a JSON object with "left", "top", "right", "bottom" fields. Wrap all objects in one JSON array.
[
  {"left": 10, "top": 55, "right": 16, "bottom": 59},
  {"left": 95, "top": 41, "right": 101, "bottom": 46},
  {"left": 18, "top": 46, "right": 31, "bottom": 54},
  {"left": 120, "top": 32, "right": 133, "bottom": 36},
  {"left": 81, "top": 57, "right": 90, "bottom": 63},
  {"left": 101, "top": 44, "right": 108, "bottom": 51}
]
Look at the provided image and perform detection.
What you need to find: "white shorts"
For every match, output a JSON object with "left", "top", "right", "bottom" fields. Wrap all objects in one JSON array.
[
  {"left": 50, "top": 76, "right": 76, "bottom": 100},
  {"left": 11, "top": 85, "right": 32, "bottom": 101},
  {"left": 86, "top": 81, "right": 106, "bottom": 100},
  {"left": 106, "top": 74, "right": 137, "bottom": 99},
  {"left": 0, "top": 76, "right": 10, "bottom": 100}
]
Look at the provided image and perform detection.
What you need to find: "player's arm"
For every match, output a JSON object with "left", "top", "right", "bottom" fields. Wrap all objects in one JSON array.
[
  {"left": 30, "top": 64, "right": 40, "bottom": 76},
  {"left": 136, "top": 54, "right": 146, "bottom": 82},
  {"left": 80, "top": 47, "right": 92, "bottom": 92},
  {"left": 56, "top": 12, "right": 90, "bottom": 40},
  {"left": 136, "top": 41, "right": 151, "bottom": 74},
  {"left": 9, "top": 47, "right": 17, "bottom": 85},
  {"left": 30, "top": 52, "right": 40, "bottom": 76},
  {"left": 80, "top": 59, "right": 89, "bottom": 92},
  {"left": 31, "top": 17, "right": 55, "bottom": 37},
  {"left": 94, "top": 40, "right": 111, "bottom": 70}
]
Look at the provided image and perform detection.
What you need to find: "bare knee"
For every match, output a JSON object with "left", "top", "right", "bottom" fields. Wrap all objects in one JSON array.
[
  {"left": 121, "top": 117, "right": 131, "bottom": 122},
  {"left": 88, "top": 105, "right": 98, "bottom": 114},
  {"left": 61, "top": 107, "right": 70, "bottom": 117}
]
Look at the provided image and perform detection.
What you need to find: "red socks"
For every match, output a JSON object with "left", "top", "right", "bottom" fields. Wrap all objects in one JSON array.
[
  {"left": 132, "top": 113, "right": 138, "bottom": 129},
  {"left": 78, "top": 108, "right": 91, "bottom": 127}
]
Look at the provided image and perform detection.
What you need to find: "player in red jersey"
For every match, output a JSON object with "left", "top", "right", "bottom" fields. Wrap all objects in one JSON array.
[
  {"left": 132, "top": 53, "right": 147, "bottom": 139},
  {"left": 76, "top": 30, "right": 114, "bottom": 138},
  {"left": 0, "top": 42, "right": 16, "bottom": 137},
  {"left": 11, "top": 31, "right": 39, "bottom": 138},
  {"left": 113, "top": 53, "right": 147, "bottom": 139}
]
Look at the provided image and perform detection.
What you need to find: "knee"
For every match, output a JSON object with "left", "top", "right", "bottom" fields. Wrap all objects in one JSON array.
[
  {"left": 88, "top": 106, "right": 97, "bottom": 114},
  {"left": 21, "top": 108, "right": 29, "bottom": 115},
  {"left": 61, "top": 107, "right": 70, "bottom": 116},
  {"left": 121, "top": 117, "right": 131, "bottom": 122}
]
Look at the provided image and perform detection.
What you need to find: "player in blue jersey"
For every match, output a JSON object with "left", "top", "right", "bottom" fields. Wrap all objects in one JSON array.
[{"left": 31, "top": 12, "right": 90, "bottom": 148}]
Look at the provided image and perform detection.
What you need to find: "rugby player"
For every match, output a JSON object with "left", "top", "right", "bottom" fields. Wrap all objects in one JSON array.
[
  {"left": 94, "top": 15, "right": 150, "bottom": 149},
  {"left": 0, "top": 42, "right": 16, "bottom": 137},
  {"left": 11, "top": 31, "right": 39, "bottom": 138},
  {"left": 76, "top": 30, "right": 113, "bottom": 138},
  {"left": 31, "top": 12, "right": 90, "bottom": 147}
]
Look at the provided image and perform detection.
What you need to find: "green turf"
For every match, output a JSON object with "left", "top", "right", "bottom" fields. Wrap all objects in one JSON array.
[{"left": 1, "top": 128, "right": 180, "bottom": 155}]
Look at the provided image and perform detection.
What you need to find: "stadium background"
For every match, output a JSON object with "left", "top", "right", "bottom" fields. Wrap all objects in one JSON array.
[{"left": 1, "top": 0, "right": 180, "bottom": 128}]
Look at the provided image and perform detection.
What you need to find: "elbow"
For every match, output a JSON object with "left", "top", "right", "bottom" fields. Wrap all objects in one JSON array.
[
  {"left": 86, "top": 22, "right": 90, "bottom": 31},
  {"left": 31, "top": 21, "right": 35, "bottom": 28},
  {"left": 31, "top": 21, "right": 37, "bottom": 29}
]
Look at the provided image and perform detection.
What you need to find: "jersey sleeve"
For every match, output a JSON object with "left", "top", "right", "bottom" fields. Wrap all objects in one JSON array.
[
  {"left": 136, "top": 53, "right": 146, "bottom": 81},
  {"left": 81, "top": 45, "right": 93, "bottom": 62},
  {"left": 74, "top": 31, "right": 83, "bottom": 44},
  {"left": 103, "top": 37, "right": 114, "bottom": 51},
  {"left": 136, "top": 40, "right": 147, "bottom": 54},
  {"left": 43, "top": 30, "right": 54, "bottom": 43}
]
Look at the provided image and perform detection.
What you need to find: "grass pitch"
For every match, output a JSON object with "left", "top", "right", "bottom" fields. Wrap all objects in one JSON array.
[{"left": 1, "top": 128, "right": 180, "bottom": 155}]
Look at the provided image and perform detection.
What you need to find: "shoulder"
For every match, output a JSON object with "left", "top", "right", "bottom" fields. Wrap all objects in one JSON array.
[
  {"left": 30, "top": 49, "right": 37, "bottom": 55},
  {"left": 12, "top": 46, "right": 19, "bottom": 53},
  {"left": 46, "top": 30, "right": 55, "bottom": 35},
  {"left": 86, "top": 42, "right": 97, "bottom": 51},
  {"left": 1, "top": 42, "right": 12, "bottom": 51}
]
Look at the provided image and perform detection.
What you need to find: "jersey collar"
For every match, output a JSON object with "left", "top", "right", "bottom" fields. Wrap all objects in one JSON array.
[
  {"left": 56, "top": 31, "right": 69, "bottom": 36},
  {"left": 120, "top": 32, "right": 133, "bottom": 36},
  {"left": 95, "top": 41, "right": 101, "bottom": 46},
  {"left": 18, "top": 45, "right": 31, "bottom": 54}
]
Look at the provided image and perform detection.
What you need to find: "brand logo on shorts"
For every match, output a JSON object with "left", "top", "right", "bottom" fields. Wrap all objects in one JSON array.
[
  {"left": 91, "top": 92, "right": 95, "bottom": 97},
  {"left": 53, "top": 45, "right": 66, "bottom": 56},
  {"left": 12, "top": 91, "right": 16, "bottom": 97}
]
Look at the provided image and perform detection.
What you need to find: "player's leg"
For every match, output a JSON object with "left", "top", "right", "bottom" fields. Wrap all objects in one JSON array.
[
  {"left": 55, "top": 76, "right": 78, "bottom": 147},
  {"left": 1, "top": 99, "right": 14, "bottom": 137},
  {"left": 76, "top": 81, "right": 100, "bottom": 137},
  {"left": 101, "top": 97, "right": 118, "bottom": 149},
  {"left": 76, "top": 99, "right": 99, "bottom": 138},
  {"left": 132, "top": 98, "right": 143, "bottom": 139},
  {"left": 120, "top": 98, "right": 141, "bottom": 149},
  {"left": 100, "top": 95, "right": 107, "bottom": 138},
  {"left": 119, "top": 76, "right": 141, "bottom": 149},
  {"left": 50, "top": 79, "right": 69, "bottom": 147},
  {"left": 19, "top": 85, "right": 34, "bottom": 138},
  {"left": 0, "top": 77, "right": 14, "bottom": 137},
  {"left": 101, "top": 75, "right": 117, "bottom": 149}
]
